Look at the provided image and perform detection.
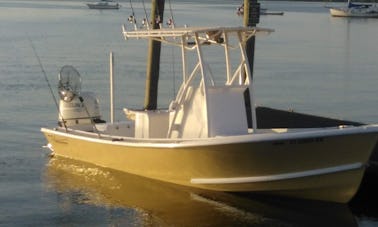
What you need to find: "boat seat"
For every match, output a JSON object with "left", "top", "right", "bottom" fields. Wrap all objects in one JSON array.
[
  {"left": 168, "top": 85, "right": 249, "bottom": 138},
  {"left": 123, "top": 108, "right": 169, "bottom": 138},
  {"left": 96, "top": 121, "right": 135, "bottom": 137}
]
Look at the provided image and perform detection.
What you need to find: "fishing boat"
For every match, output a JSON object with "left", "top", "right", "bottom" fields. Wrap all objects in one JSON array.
[
  {"left": 330, "top": 0, "right": 378, "bottom": 17},
  {"left": 86, "top": 0, "right": 120, "bottom": 10},
  {"left": 236, "top": 4, "right": 284, "bottom": 16},
  {"left": 41, "top": 22, "right": 378, "bottom": 203}
]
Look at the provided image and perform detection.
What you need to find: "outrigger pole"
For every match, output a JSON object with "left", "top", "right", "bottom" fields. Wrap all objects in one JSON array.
[{"left": 144, "top": 0, "right": 165, "bottom": 110}]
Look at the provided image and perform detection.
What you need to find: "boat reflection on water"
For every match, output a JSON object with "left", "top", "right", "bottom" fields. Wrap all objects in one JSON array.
[{"left": 44, "top": 157, "right": 357, "bottom": 226}]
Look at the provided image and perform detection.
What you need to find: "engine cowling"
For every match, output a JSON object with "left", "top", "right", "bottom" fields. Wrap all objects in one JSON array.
[
  {"left": 57, "top": 65, "right": 105, "bottom": 130},
  {"left": 59, "top": 92, "right": 103, "bottom": 129}
]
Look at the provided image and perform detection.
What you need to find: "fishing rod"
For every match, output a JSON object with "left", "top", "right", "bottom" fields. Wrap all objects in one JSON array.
[
  {"left": 28, "top": 36, "right": 68, "bottom": 132},
  {"left": 128, "top": 0, "right": 138, "bottom": 30},
  {"left": 29, "top": 37, "right": 102, "bottom": 137},
  {"left": 167, "top": 0, "right": 175, "bottom": 28},
  {"left": 141, "top": 0, "right": 151, "bottom": 29}
]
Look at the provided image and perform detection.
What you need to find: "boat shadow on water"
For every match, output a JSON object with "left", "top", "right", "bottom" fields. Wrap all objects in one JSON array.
[
  {"left": 349, "top": 171, "right": 378, "bottom": 219},
  {"left": 44, "top": 157, "right": 360, "bottom": 226}
]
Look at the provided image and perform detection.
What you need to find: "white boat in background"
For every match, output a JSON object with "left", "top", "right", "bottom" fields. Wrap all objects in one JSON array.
[
  {"left": 330, "top": 0, "right": 378, "bottom": 17},
  {"left": 41, "top": 16, "right": 378, "bottom": 203},
  {"left": 87, "top": 0, "right": 120, "bottom": 10}
]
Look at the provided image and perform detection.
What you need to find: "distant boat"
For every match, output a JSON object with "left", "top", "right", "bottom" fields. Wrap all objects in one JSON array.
[
  {"left": 330, "top": 0, "right": 378, "bottom": 17},
  {"left": 87, "top": 0, "right": 120, "bottom": 10},
  {"left": 236, "top": 3, "right": 284, "bottom": 16}
]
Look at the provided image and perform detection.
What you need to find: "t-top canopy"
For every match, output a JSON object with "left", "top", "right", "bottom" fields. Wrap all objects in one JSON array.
[{"left": 122, "top": 25, "right": 274, "bottom": 46}]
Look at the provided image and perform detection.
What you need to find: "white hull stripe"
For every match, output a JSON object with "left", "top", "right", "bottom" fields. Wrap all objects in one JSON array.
[{"left": 190, "top": 163, "right": 363, "bottom": 184}]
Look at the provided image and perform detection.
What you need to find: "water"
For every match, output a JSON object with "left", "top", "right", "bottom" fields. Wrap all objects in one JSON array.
[{"left": 0, "top": 0, "right": 377, "bottom": 226}]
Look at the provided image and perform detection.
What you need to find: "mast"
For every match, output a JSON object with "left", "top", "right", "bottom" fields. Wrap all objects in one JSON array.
[{"left": 144, "top": 0, "right": 165, "bottom": 110}]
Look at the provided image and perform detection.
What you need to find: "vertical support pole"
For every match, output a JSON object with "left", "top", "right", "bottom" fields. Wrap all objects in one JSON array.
[
  {"left": 110, "top": 52, "right": 114, "bottom": 123},
  {"left": 224, "top": 33, "right": 231, "bottom": 84},
  {"left": 243, "top": 0, "right": 259, "bottom": 73},
  {"left": 194, "top": 32, "right": 209, "bottom": 137},
  {"left": 180, "top": 36, "right": 187, "bottom": 82},
  {"left": 243, "top": 0, "right": 260, "bottom": 130},
  {"left": 144, "top": 0, "right": 165, "bottom": 110}
]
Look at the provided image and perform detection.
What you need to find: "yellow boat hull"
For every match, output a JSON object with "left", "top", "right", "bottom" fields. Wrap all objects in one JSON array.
[{"left": 41, "top": 127, "right": 377, "bottom": 203}]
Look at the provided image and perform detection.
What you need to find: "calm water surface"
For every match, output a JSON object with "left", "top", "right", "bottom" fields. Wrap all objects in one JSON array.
[{"left": 1, "top": 0, "right": 378, "bottom": 226}]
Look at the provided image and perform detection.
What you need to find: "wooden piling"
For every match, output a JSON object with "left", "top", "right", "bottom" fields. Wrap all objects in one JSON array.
[{"left": 144, "top": 0, "right": 165, "bottom": 110}]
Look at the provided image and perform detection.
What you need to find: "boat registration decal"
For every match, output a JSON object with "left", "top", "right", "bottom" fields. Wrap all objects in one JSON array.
[{"left": 272, "top": 137, "right": 324, "bottom": 146}]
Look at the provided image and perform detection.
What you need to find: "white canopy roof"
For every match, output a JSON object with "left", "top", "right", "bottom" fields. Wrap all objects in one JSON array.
[{"left": 122, "top": 25, "right": 274, "bottom": 46}]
